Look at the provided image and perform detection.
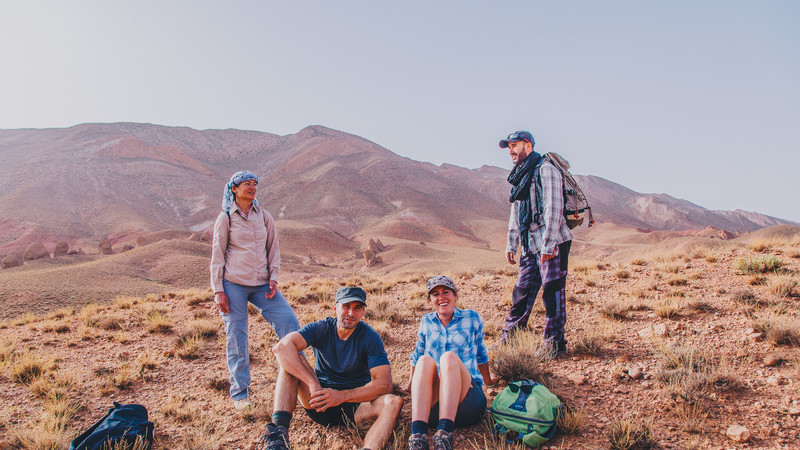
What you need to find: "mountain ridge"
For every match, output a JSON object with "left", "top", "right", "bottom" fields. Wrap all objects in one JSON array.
[{"left": 0, "top": 123, "right": 794, "bottom": 257}]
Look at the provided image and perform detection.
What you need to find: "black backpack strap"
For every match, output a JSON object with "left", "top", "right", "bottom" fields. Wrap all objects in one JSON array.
[
  {"left": 532, "top": 158, "right": 546, "bottom": 225},
  {"left": 226, "top": 210, "right": 231, "bottom": 227}
]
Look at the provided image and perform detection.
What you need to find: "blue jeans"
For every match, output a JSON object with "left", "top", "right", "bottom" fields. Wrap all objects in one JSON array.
[{"left": 220, "top": 279, "right": 300, "bottom": 400}]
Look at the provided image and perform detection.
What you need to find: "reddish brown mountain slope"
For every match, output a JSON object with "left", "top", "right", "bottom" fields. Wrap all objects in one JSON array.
[{"left": 0, "top": 123, "right": 793, "bottom": 258}]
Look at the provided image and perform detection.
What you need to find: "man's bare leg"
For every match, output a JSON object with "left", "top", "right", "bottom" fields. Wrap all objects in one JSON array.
[{"left": 353, "top": 393, "right": 403, "bottom": 450}]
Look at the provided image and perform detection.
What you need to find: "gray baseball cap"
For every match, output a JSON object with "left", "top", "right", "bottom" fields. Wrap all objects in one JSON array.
[
  {"left": 426, "top": 275, "right": 457, "bottom": 295},
  {"left": 335, "top": 286, "right": 367, "bottom": 305}
]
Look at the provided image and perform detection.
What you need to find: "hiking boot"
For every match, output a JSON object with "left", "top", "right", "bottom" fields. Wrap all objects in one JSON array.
[
  {"left": 233, "top": 397, "right": 252, "bottom": 411},
  {"left": 263, "top": 423, "right": 291, "bottom": 450},
  {"left": 408, "top": 433, "right": 429, "bottom": 450},
  {"left": 432, "top": 430, "right": 454, "bottom": 450}
]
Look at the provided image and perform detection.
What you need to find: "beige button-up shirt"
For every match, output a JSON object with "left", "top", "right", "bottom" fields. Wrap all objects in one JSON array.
[{"left": 209, "top": 203, "right": 280, "bottom": 293}]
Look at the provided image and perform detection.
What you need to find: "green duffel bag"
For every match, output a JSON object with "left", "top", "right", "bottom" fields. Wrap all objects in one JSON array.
[{"left": 488, "top": 379, "right": 563, "bottom": 448}]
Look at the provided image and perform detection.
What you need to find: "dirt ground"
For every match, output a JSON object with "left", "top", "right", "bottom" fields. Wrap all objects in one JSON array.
[{"left": 1, "top": 236, "right": 799, "bottom": 449}]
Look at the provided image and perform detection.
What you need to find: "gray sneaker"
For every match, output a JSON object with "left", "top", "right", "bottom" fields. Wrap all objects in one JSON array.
[
  {"left": 408, "top": 432, "right": 429, "bottom": 450},
  {"left": 432, "top": 430, "right": 453, "bottom": 450},
  {"left": 263, "top": 423, "right": 290, "bottom": 450}
]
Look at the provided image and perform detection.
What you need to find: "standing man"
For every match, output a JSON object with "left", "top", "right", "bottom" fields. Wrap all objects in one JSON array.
[
  {"left": 499, "top": 131, "right": 572, "bottom": 356},
  {"left": 263, "top": 286, "right": 403, "bottom": 450}
]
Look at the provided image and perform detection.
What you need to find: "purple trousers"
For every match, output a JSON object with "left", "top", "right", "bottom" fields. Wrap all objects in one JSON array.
[{"left": 502, "top": 240, "right": 571, "bottom": 345}]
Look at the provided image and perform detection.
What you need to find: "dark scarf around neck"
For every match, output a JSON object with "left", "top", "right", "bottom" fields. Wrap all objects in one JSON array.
[{"left": 508, "top": 151, "right": 542, "bottom": 253}]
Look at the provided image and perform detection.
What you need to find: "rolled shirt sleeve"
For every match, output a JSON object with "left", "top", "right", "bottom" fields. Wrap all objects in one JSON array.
[{"left": 209, "top": 212, "right": 229, "bottom": 293}]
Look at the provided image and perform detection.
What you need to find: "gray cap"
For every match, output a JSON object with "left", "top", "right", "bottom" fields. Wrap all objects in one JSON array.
[
  {"left": 335, "top": 286, "right": 367, "bottom": 305},
  {"left": 426, "top": 275, "right": 457, "bottom": 295}
]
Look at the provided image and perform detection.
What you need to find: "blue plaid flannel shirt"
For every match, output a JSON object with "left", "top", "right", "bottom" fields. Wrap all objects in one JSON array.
[
  {"left": 506, "top": 159, "right": 573, "bottom": 256},
  {"left": 409, "top": 308, "right": 489, "bottom": 386}
]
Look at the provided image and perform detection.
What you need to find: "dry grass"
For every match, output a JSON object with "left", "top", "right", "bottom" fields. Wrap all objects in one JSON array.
[
  {"left": 183, "top": 419, "right": 222, "bottom": 450},
  {"left": 11, "top": 351, "right": 51, "bottom": 385},
  {"left": 5, "top": 389, "right": 80, "bottom": 450},
  {"left": 600, "top": 303, "right": 630, "bottom": 321},
  {"left": 79, "top": 304, "right": 104, "bottom": 327},
  {"left": 136, "top": 351, "right": 161, "bottom": 375},
  {"left": 174, "top": 334, "right": 203, "bottom": 360},
  {"left": 40, "top": 320, "right": 70, "bottom": 333},
  {"left": 557, "top": 407, "right": 584, "bottom": 435},
  {"left": 113, "top": 295, "right": 139, "bottom": 310},
  {"left": 141, "top": 305, "right": 173, "bottom": 333},
  {"left": 729, "top": 288, "right": 760, "bottom": 306},
  {"left": 608, "top": 416, "right": 655, "bottom": 450},
  {"left": 677, "top": 401, "right": 707, "bottom": 434},
  {"left": 45, "top": 307, "right": 74, "bottom": 320},
  {"left": 615, "top": 270, "right": 631, "bottom": 280},
  {"left": 630, "top": 258, "right": 647, "bottom": 266},
  {"left": 0, "top": 338, "right": 16, "bottom": 365},
  {"left": 183, "top": 287, "right": 214, "bottom": 306},
  {"left": 660, "top": 264, "right": 682, "bottom": 274},
  {"left": 491, "top": 330, "right": 549, "bottom": 383},
  {"left": 652, "top": 298, "right": 679, "bottom": 319},
  {"left": 365, "top": 297, "right": 406, "bottom": 325},
  {"left": 11, "top": 313, "right": 37, "bottom": 326},
  {"left": 162, "top": 395, "right": 199, "bottom": 422},
  {"left": 97, "top": 363, "right": 138, "bottom": 395},
  {"left": 667, "top": 277, "right": 687, "bottom": 286},
  {"left": 205, "top": 375, "right": 230, "bottom": 393},
  {"left": 683, "top": 297, "right": 712, "bottom": 312},
  {"left": 767, "top": 275, "right": 798, "bottom": 297},
  {"left": 98, "top": 313, "right": 126, "bottom": 331},
  {"left": 749, "top": 235, "right": 791, "bottom": 253},
  {"left": 572, "top": 321, "right": 615, "bottom": 355},
  {"left": 184, "top": 319, "right": 219, "bottom": 339},
  {"left": 750, "top": 313, "right": 800, "bottom": 347}
]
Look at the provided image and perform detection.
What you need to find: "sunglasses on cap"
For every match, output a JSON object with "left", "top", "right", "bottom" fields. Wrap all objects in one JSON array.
[
  {"left": 506, "top": 132, "right": 531, "bottom": 144},
  {"left": 507, "top": 383, "right": 534, "bottom": 395}
]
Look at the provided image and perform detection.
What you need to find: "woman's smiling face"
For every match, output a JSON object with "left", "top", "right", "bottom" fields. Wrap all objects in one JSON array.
[
  {"left": 428, "top": 285, "right": 457, "bottom": 316},
  {"left": 231, "top": 179, "right": 257, "bottom": 203}
]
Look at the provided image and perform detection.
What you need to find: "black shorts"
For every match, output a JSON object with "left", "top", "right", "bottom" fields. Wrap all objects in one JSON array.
[
  {"left": 304, "top": 402, "right": 360, "bottom": 427},
  {"left": 427, "top": 378, "right": 486, "bottom": 427}
]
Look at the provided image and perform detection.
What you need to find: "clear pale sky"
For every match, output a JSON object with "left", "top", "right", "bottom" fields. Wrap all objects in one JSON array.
[{"left": 1, "top": 1, "right": 798, "bottom": 221}]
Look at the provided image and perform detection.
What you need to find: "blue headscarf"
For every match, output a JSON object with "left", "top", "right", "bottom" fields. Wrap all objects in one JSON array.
[{"left": 222, "top": 171, "right": 259, "bottom": 213}]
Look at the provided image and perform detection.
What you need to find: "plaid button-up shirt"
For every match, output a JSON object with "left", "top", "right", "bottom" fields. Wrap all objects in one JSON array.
[
  {"left": 409, "top": 308, "right": 489, "bottom": 385},
  {"left": 506, "top": 159, "right": 573, "bottom": 256}
]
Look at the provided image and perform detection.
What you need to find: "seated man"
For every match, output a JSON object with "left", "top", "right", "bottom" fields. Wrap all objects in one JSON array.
[
  {"left": 263, "top": 286, "right": 403, "bottom": 450},
  {"left": 404, "top": 275, "right": 497, "bottom": 450}
]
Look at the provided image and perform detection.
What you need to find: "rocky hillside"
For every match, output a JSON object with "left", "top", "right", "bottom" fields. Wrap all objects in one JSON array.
[{"left": 0, "top": 123, "right": 794, "bottom": 258}]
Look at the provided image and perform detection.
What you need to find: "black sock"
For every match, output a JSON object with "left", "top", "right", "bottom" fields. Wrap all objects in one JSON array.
[
  {"left": 411, "top": 420, "right": 428, "bottom": 436},
  {"left": 272, "top": 411, "right": 292, "bottom": 429},
  {"left": 437, "top": 418, "right": 455, "bottom": 434}
]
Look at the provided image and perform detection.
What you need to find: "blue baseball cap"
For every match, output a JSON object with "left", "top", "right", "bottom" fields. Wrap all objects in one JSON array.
[
  {"left": 335, "top": 286, "right": 367, "bottom": 306},
  {"left": 499, "top": 131, "right": 535, "bottom": 148}
]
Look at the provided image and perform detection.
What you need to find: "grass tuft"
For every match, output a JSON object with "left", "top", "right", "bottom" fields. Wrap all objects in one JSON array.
[
  {"left": 736, "top": 255, "right": 784, "bottom": 274},
  {"left": 767, "top": 275, "right": 798, "bottom": 298},
  {"left": 608, "top": 417, "right": 655, "bottom": 450},
  {"left": 491, "top": 331, "right": 549, "bottom": 383}
]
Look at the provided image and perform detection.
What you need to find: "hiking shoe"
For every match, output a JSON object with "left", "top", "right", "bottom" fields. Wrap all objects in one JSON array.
[
  {"left": 263, "top": 423, "right": 291, "bottom": 450},
  {"left": 233, "top": 397, "right": 252, "bottom": 410},
  {"left": 408, "top": 433, "right": 429, "bottom": 450},
  {"left": 432, "top": 430, "right": 454, "bottom": 450}
]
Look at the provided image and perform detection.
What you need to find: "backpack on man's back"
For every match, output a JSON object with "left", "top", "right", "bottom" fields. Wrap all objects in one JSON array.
[{"left": 533, "top": 152, "right": 593, "bottom": 230}]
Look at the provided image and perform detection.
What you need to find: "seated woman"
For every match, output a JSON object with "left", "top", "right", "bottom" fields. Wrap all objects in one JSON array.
[{"left": 404, "top": 275, "right": 497, "bottom": 450}]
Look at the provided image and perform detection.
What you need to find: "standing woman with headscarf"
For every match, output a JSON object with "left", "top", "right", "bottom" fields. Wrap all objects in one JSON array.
[{"left": 210, "top": 170, "right": 300, "bottom": 410}]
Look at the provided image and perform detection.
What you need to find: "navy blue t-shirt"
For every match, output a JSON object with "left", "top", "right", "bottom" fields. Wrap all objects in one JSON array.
[{"left": 298, "top": 317, "right": 390, "bottom": 390}]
